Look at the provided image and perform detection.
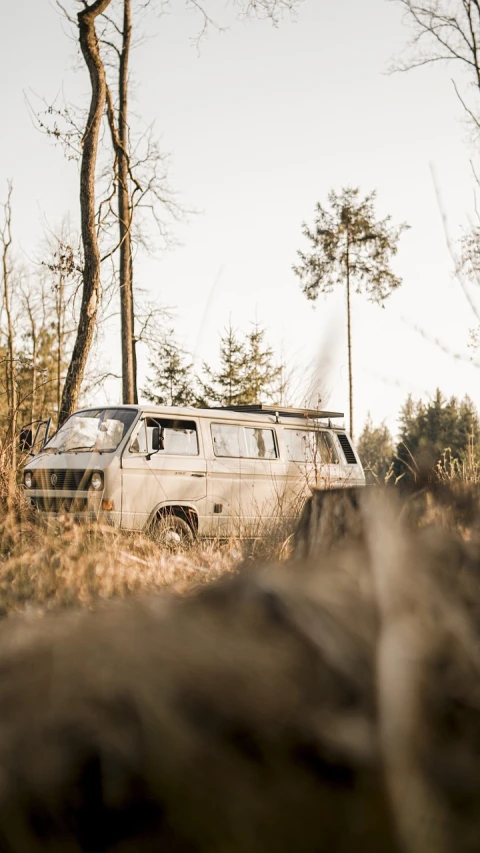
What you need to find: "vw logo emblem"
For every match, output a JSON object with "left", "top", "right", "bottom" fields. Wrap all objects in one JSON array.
[{"left": 50, "top": 473, "right": 58, "bottom": 487}]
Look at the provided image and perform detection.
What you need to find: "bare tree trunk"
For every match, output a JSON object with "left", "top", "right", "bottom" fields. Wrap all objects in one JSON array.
[
  {"left": 119, "top": 0, "right": 136, "bottom": 404},
  {"left": 59, "top": 0, "right": 113, "bottom": 425},
  {"left": 346, "top": 228, "right": 353, "bottom": 439},
  {"left": 1, "top": 184, "right": 17, "bottom": 479},
  {"left": 106, "top": 0, "right": 136, "bottom": 404},
  {"left": 132, "top": 285, "right": 138, "bottom": 404},
  {"left": 56, "top": 272, "right": 65, "bottom": 421},
  {"left": 25, "top": 296, "right": 38, "bottom": 426}
]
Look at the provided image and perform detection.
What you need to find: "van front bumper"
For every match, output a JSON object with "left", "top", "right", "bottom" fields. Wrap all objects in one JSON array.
[
  {"left": 25, "top": 490, "right": 121, "bottom": 525},
  {"left": 27, "top": 499, "right": 122, "bottom": 528}
]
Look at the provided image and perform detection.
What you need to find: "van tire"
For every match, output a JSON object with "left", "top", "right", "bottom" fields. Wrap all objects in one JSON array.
[{"left": 150, "top": 515, "right": 194, "bottom": 550}]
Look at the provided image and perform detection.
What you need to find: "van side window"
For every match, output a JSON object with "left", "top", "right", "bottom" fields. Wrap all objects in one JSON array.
[
  {"left": 245, "top": 428, "right": 277, "bottom": 459},
  {"left": 130, "top": 421, "right": 147, "bottom": 453},
  {"left": 211, "top": 424, "right": 277, "bottom": 459},
  {"left": 284, "top": 429, "right": 317, "bottom": 462},
  {"left": 130, "top": 419, "right": 199, "bottom": 456},
  {"left": 285, "top": 429, "right": 339, "bottom": 464},
  {"left": 211, "top": 424, "right": 241, "bottom": 457}
]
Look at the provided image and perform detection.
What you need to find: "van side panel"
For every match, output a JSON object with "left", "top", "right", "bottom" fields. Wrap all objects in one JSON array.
[
  {"left": 203, "top": 419, "right": 256, "bottom": 537},
  {"left": 250, "top": 428, "right": 288, "bottom": 528}
]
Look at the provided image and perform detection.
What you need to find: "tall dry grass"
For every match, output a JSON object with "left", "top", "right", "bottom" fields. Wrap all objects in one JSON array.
[{"left": 0, "top": 473, "right": 299, "bottom": 616}]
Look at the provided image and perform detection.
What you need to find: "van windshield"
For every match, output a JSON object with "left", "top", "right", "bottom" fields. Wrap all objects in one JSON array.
[{"left": 43, "top": 409, "right": 137, "bottom": 454}]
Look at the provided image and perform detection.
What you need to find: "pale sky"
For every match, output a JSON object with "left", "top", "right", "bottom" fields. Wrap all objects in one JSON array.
[{"left": 1, "top": 0, "right": 480, "bottom": 438}]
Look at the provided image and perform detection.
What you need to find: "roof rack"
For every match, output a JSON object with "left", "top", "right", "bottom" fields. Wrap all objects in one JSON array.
[{"left": 209, "top": 404, "right": 344, "bottom": 420}]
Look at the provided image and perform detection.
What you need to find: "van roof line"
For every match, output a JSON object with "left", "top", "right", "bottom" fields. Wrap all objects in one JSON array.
[
  {"left": 97, "top": 403, "right": 346, "bottom": 425},
  {"left": 208, "top": 404, "right": 345, "bottom": 420}
]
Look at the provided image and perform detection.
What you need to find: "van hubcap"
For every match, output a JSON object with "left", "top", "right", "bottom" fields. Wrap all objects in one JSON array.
[{"left": 164, "top": 529, "right": 182, "bottom": 545}]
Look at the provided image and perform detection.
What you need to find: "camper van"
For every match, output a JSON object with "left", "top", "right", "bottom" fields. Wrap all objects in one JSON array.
[{"left": 22, "top": 404, "right": 365, "bottom": 544}]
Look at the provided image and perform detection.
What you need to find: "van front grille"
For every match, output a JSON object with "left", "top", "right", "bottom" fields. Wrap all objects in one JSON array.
[
  {"left": 29, "top": 470, "right": 90, "bottom": 491},
  {"left": 337, "top": 434, "right": 357, "bottom": 464},
  {"left": 31, "top": 496, "right": 89, "bottom": 513}
]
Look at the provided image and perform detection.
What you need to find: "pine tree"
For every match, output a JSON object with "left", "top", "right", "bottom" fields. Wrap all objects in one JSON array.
[
  {"left": 199, "top": 324, "right": 247, "bottom": 407},
  {"left": 394, "top": 390, "right": 480, "bottom": 482},
  {"left": 199, "top": 322, "right": 284, "bottom": 408},
  {"left": 144, "top": 331, "right": 196, "bottom": 407},
  {"left": 293, "top": 188, "right": 409, "bottom": 438},
  {"left": 240, "top": 323, "right": 284, "bottom": 405},
  {"left": 357, "top": 415, "right": 395, "bottom": 484}
]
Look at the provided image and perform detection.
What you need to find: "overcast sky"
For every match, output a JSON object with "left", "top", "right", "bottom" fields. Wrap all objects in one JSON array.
[{"left": 1, "top": 0, "right": 479, "bottom": 437}]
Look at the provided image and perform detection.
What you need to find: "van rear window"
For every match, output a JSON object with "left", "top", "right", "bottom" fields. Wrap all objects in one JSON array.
[
  {"left": 285, "top": 429, "right": 339, "bottom": 464},
  {"left": 211, "top": 424, "right": 277, "bottom": 459}
]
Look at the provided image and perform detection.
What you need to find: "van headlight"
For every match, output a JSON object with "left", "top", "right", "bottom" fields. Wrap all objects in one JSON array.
[
  {"left": 24, "top": 471, "right": 32, "bottom": 489},
  {"left": 90, "top": 471, "right": 104, "bottom": 490}
]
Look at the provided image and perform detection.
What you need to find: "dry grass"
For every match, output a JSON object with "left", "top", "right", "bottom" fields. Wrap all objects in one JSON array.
[
  {"left": 0, "top": 516, "right": 238, "bottom": 616},
  {"left": 0, "top": 484, "right": 298, "bottom": 616}
]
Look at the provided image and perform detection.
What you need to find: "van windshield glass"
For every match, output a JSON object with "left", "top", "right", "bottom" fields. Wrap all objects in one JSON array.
[{"left": 43, "top": 409, "right": 137, "bottom": 454}]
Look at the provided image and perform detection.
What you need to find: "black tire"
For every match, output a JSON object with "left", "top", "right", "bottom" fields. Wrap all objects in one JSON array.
[{"left": 150, "top": 514, "right": 195, "bottom": 550}]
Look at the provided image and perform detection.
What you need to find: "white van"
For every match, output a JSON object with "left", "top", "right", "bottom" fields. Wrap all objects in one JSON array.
[{"left": 23, "top": 404, "right": 365, "bottom": 545}]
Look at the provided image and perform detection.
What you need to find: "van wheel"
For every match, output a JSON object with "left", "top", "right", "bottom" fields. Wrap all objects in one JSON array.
[{"left": 151, "top": 515, "right": 194, "bottom": 550}]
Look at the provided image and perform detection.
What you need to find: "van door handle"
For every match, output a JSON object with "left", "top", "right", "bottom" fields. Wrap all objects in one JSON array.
[{"left": 191, "top": 473, "right": 205, "bottom": 478}]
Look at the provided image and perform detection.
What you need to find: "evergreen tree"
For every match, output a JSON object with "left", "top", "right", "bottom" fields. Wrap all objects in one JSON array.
[
  {"left": 199, "top": 322, "right": 284, "bottom": 407},
  {"left": 357, "top": 414, "right": 395, "bottom": 484},
  {"left": 394, "top": 389, "right": 480, "bottom": 482},
  {"left": 144, "top": 330, "right": 196, "bottom": 407},
  {"left": 240, "top": 323, "right": 284, "bottom": 405},
  {"left": 293, "top": 188, "right": 409, "bottom": 438},
  {"left": 199, "top": 324, "right": 247, "bottom": 407}
]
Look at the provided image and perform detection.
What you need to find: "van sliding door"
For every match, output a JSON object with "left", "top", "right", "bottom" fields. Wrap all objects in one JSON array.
[
  {"left": 207, "top": 423, "right": 285, "bottom": 537},
  {"left": 207, "top": 423, "right": 256, "bottom": 537}
]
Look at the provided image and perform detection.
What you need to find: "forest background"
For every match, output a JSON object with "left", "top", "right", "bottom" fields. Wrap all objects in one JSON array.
[{"left": 1, "top": 0, "right": 480, "bottom": 482}]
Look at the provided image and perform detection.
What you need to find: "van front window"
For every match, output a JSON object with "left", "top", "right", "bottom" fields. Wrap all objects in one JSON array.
[{"left": 43, "top": 409, "right": 137, "bottom": 454}]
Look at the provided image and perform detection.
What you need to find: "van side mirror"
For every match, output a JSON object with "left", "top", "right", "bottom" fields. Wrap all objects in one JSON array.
[
  {"left": 151, "top": 426, "right": 160, "bottom": 452},
  {"left": 149, "top": 426, "right": 164, "bottom": 458}
]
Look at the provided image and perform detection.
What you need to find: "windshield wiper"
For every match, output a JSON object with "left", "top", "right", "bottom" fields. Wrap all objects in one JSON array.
[{"left": 61, "top": 445, "right": 96, "bottom": 453}]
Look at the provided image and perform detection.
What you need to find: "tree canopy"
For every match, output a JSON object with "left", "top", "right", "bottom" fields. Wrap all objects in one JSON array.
[
  {"left": 394, "top": 390, "right": 480, "bottom": 483},
  {"left": 357, "top": 415, "right": 395, "bottom": 484}
]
